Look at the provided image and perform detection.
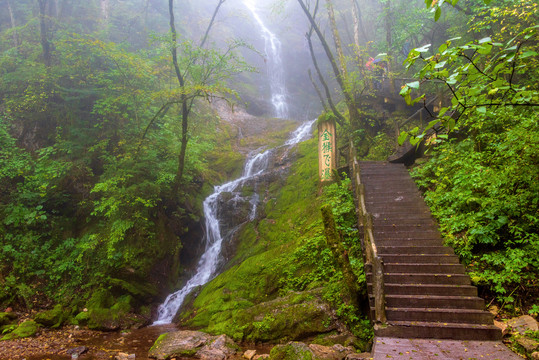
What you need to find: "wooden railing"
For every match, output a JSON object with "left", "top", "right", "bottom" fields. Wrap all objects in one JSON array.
[{"left": 349, "top": 141, "right": 387, "bottom": 325}]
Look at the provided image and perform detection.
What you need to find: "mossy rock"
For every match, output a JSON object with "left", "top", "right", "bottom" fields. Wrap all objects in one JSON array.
[
  {"left": 74, "top": 311, "right": 90, "bottom": 326},
  {"left": 1, "top": 320, "right": 39, "bottom": 340},
  {"left": 34, "top": 304, "right": 68, "bottom": 328},
  {"left": 269, "top": 342, "right": 317, "bottom": 360},
  {"left": 1, "top": 324, "right": 18, "bottom": 335},
  {"left": 0, "top": 312, "right": 17, "bottom": 326},
  {"left": 243, "top": 292, "right": 337, "bottom": 342},
  {"left": 86, "top": 293, "right": 141, "bottom": 330}
]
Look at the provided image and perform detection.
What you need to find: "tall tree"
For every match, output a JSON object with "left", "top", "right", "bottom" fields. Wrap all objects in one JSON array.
[
  {"left": 297, "top": 0, "right": 365, "bottom": 130},
  {"left": 38, "top": 0, "right": 51, "bottom": 66},
  {"left": 6, "top": 0, "right": 19, "bottom": 46}
]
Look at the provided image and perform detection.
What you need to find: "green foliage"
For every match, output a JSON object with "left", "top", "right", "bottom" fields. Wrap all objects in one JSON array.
[
  {"left": 411, "top": 111, "right": 539, "bottom": 299},
  {"left": 399, "top": 1, "right": 538, "bottom": 146},
  {"left": 399, "top": 0, "right": 539, "bottom": 307}
]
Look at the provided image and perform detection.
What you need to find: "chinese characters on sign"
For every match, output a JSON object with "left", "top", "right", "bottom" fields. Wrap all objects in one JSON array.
[{"left": 318, "top": 120, "right": 336, "bottom": 182}]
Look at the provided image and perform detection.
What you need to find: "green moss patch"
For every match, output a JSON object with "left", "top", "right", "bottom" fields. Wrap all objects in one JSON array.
[{"left": 1, "top": 320, "right": 39, "bottom": 340}]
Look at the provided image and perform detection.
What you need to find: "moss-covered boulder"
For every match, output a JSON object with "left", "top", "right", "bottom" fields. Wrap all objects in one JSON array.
[
  {"left": 0, "top": 312, "right": 17, "bottom": 326},
  {"left": 85, "top": 291, "right": 145, "bottom": 330},
  {"left": 148, "top": 330, "right": 238, "bottom": 360},
  {"left": 269, "top": 342, "right": 316, "bottom": 360},
  {"left": 1, "top": 320, "right": 39, "bottom": 340},
  {"left": 242, "top": 291, "right": 338, "bottom": 342},
  {"left": 74, "top": 311, "right": 90, "bottom": 326},
  {"left": 34, "top": 304, "right": 68, "bottom": 328}
]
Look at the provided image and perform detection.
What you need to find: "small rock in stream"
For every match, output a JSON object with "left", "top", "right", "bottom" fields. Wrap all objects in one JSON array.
[{"left": 66, "top": 346, "right": 88, "bottom": 356}]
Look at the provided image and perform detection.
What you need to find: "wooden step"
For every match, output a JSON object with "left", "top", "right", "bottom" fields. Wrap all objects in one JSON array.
[
  {"left": 368, "top": 283, "right": 478, "bottom": 296},
  {"left": 377, "top": 246, "right": 454, "bottom": 255},
  {"left": 380, "top": 254, "right": 460, "bottom": 264},
  {"left": 383, "top": 263, "right": 465, "bottom": 274},
  {"left": 368, "top": 273, "right": 471, "bottom": 285},
  {"left": 385, "top": 307, "right": 493, "bottom": 324},
  {"left": 379, "top": 295, "right": 485, "bottom": 310},
  {"left": 375, "top": 321, "right": 501, "bottom": 340}
]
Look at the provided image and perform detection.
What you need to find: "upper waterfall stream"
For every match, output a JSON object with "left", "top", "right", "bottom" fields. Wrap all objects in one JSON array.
[
  {"left": 244, "top": 0, "right": 289, "bottom": 118},
  {"left": 153, "top": 120, "right": 315, "bottom": 325}
]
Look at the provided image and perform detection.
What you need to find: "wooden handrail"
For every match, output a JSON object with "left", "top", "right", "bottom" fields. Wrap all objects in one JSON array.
[{"left": 349, "top": 140, "right": 387, "bottom": 325}]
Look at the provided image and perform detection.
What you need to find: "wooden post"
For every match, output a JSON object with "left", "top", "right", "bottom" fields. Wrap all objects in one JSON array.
[{"left": 319, "top": 118, "right": 337, "bottom": 183}]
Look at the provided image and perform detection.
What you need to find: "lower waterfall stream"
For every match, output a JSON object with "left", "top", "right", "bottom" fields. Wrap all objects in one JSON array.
[{"left": 153, "top": 119, "right": 315, "bottom": 325}]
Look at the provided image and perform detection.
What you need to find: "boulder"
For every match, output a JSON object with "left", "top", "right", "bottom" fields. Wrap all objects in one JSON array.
[
  {"left": 308, "top": 344, "right": 346, "bottom": 360},
  {"left": 1, "top": 320, "right": 39, "bottom": 340},
  {"left": 269, "top": 342, "right": 315, "bottom": 360},
  {"left": 244, "top": 350, "right": 257, "bottom": 359},
  {"left": 34, "top": 304, "right": 67, "bottom": 328},
  {"left": 344, "top": 354, "right": 371, "bottom": 360},
  {"left": 244, "top": 292, "right": 338, "bottom": 343},
  {"left": 494, "top": 320, "right": 509, "bottom": 336},
  {"left": 148, "top": 330, "right": 237, "bottom": 360},
  {"left": 507, "top": 315, "right": 539, "bottom": 335},
  {"left": 516, "top": 336, "right": 539, "bottom": 352},
  {"left": 66, "top": 347, "right": 88, "bottom": 357}
]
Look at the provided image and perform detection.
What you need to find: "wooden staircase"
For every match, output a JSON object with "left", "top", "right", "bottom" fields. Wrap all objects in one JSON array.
[{"left": 360, "top": 161, "right": 501, "bottom": 340}]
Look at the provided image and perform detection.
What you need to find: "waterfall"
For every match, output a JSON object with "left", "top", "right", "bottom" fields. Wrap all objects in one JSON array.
[
  {"left": 153, "top": 120, "right": 315, "bottom": 325},
  {"left": 244, "top": 0, "right": 289, "bottom": 119}
]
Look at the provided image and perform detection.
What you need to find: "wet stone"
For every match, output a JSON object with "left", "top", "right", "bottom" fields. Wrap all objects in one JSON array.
[{"left": 507, "top": 315, "right": 539, "bottom": 335}]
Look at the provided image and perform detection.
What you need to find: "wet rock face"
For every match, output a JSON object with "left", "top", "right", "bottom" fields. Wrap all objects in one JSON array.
[{"left": 148, "top": 330, "right": 237, "bottom": 360}]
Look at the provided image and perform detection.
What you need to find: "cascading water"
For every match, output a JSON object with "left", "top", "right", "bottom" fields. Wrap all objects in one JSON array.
[
  {"left": 153, "top": 120, "right": 315, "bottom": 325},
  {"left": 244, "top": 0, "right": 289, "bottom": 118}
]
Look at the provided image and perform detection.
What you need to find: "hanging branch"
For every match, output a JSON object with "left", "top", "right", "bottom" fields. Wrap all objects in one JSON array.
[
  {"left": 306, "top": 30, "right": 346, "bottom": 126},
  {"left": 308, "top": 69, "right": 328, "bottom": 112},
  {"left": 200, "top": 0, "right": 226, "bottom": 48}
]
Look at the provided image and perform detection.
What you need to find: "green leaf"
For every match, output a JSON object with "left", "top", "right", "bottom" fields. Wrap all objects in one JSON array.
[
  {"left": 520, "top": 51, "right": 538, "bottom": 59},
  {"left": 478, "top": 37, "right": 492, "bottom": 44},
  {"left": 434, "top": 6, "right": 442, "bottom": 21},
  {"left": 434, "top": 61, "right": 447, "bottom": 69},
  {"left": 447, "top": 118, "right": 456, "bottom": 132},
  {"left": 415, "top": 44, "right": 432, "bottom": 53},
  {"left": 407, "top": 81, "right": 420, "bottom": 89},
  {"left": 476, "top": 106, "right": 487, "bottom": 114},
  {"left": 398, "top": 131, "right": 408, "bottom": 146}
]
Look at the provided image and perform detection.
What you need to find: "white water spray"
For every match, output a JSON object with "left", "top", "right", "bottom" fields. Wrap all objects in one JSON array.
[
  {"left": 244, "top": 0, "right": 289, "bottom": 118},
  {"left": 153, "top": 120, "right": 315, "bottom": 325}
]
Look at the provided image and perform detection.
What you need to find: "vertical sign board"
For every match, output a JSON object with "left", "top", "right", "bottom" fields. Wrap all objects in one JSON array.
[{"left": 318, "top": 119, "right": 336, "bottom": 182}]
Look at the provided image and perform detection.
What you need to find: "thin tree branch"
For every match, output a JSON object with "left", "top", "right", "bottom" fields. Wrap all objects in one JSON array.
[{"left": 200, "top": 0, "right": 226, "bottom": 48}]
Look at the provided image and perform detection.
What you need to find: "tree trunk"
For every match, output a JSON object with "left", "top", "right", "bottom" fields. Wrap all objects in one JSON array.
[
  {"left": 321, "top": 205, "right": 368, "bottom": 311},
  {"left": 100, "top": 0, "right": 109, "bottom": 20},
  {"left": 38, "top": 0, "right": 51, "bottom": 67},
  {"left": 352, "top": 0, "right": 368, "bottom": 47},
  {"left": 326, "top": 0, "right": 347, "bottom": 77},
  {"left": 168, "top": 0, "right": 190, "bottom": 192},
  {"left": 306, "top": 30, "right": 345, "bottom": 126},
  {"left": 6, "top": 0, "right": 19, "bottom": 47}
]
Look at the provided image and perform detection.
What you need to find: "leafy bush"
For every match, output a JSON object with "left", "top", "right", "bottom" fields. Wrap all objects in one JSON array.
[{"left": 412, "top": 111, "right": 539, "bottom": 302}]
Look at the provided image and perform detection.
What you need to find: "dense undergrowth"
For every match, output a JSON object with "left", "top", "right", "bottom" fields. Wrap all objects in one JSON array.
[
  {"left": 411, "top": 110, "right": 539, "bottom": 311},
  {"left": 178, "top": 136, "right": 372, "bottom": 347}
]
